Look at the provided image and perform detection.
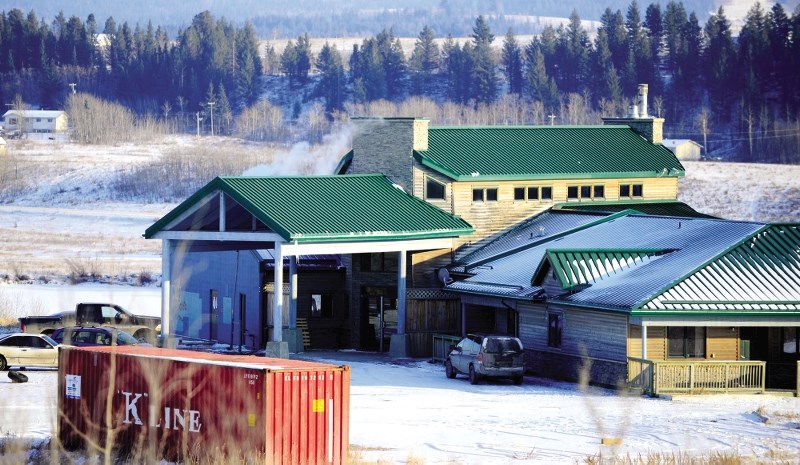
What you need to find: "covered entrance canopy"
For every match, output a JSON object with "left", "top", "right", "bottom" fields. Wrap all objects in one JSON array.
[{"left": 144, "top": 174, "right": 473, "bottom": 348}]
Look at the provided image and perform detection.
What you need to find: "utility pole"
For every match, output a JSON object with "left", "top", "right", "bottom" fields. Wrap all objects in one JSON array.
[
  {"left": 195, "top": 112, "right": 203, "bottom": 137},
  {"left": 207, "top": 100, "right": 215, "bottom": 136},
  {"left": 69, "top": 83, "right": 77, "bottom": 94},
  {"left": 547, "top": 114, "right": 557, "bottom": 126}
]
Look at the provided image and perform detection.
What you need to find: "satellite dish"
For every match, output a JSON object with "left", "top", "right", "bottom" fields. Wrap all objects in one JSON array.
[{"left": 437, "top": 268, "right": 453, "bottom": 285}]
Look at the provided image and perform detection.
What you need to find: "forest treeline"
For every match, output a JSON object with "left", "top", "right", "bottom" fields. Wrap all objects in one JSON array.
[{"left": 1, "top": 1, "right": 799, "bottom": 163}]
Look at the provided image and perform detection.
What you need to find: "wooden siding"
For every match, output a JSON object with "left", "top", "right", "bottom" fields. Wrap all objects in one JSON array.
[
  {"left": 627, "top": 326, "right": 667, "bottom": 360},
  {"left": 405, "top": 292, "right": 461, "bottom": 357},
  {"left": 519, "top": 302, "right": 629, "bottom": 385},
  {"left": 446, "top": 175, "right": 678, "bottom": 258},
  {"left": 412, "top": 165, "right": 453, "bottom": 214},
  {"left": 708, "top": 327, "right": 740, "bottom": 360},
  {"left": 411, "top": 248, "right": 453, "bottom": 288},
  {"left": 627, "top": 326, "right": 739, "bottom": 361}
]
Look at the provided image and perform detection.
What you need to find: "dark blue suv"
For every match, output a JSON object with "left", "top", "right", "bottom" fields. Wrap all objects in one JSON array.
[{"left": 50, "top": 326, "right": 143, "bottom": 347}]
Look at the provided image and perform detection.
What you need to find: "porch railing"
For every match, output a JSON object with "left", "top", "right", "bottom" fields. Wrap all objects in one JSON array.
[
  {"left": 628, "top": 358, "right": 766, "bottom": 396},
  {"left": 431, "top": 333, "right": 461, "bottom": 363}
]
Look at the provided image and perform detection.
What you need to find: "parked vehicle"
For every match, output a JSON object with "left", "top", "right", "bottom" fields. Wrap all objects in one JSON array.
[
  {"left": 19, "top": 302, "right": 160, "bottom": 343},
  {"left": 50, "top": 326, "right": 144, "bottom": 347},
  {"left": 445, "top": 333, "right": 525, "bottom": 385},
  {"left": 0, "top": 333, "right": 60, "bottom": 370}
]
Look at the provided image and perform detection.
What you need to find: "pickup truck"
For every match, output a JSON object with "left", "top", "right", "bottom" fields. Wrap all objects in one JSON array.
[{"left": 19, "top": 303, "right": 161, "bottom": 343}]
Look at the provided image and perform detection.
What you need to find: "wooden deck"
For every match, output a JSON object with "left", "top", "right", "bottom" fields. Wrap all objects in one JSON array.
[{"left": 628, "top": 357, "right": 766, "bottom": 396}]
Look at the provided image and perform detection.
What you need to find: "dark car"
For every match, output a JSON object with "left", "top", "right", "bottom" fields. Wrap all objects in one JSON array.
[
  {"left": 50, "top": 326, "right": 143, "bottom": 347},
  {"left": 445, "top": 333, "right": 525, "bottom": 385},
  {"left": 0, "top": 333, "right": 60, "bottom": 370}
]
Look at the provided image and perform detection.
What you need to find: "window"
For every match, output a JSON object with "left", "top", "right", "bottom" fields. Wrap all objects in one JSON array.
[
  {"left": 472, "top": 187, "right": 498, "bottom": 203},
  {"left": 311, "top": 293, "right": 333, "bottom": 318},
  {"left": 667, "top": 327, "right": 706, "bottom": 358},
  {"left": 782, "top": 328, "right": 799, "bottom": 359},
  {"left": 514, "top": 186, "right": 548, "bottom": 202},
  {"left": 593, "top": 185, "right": 605, "bottom": 199},
  {"left": 425, "top": 177, "right": 445, "bottom": 200},
  {"left": 360, "top": 252, "right": 398, "bottom": 272},
  {"left": 619, "top": 183, "right": 644, "bottom": 198},
  {"left": 567, "top": 184, "right": 605, "bottom": 201},
  {"left": 567, "top": 186, "right": 579, "bottom": 200},
  {"left": 547, "top": 312, "right": 562, "bottom": 348}
]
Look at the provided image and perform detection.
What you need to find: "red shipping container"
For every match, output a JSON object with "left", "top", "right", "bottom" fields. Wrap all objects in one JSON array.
[{"left": 58, "top": 346, "right": 350, "bottom": 464}]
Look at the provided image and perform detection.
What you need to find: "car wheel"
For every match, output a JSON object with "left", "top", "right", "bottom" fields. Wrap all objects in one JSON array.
[
  {"left": 134, "top": 329, "right": 154, "bottom": 344},
  {"left": 0, "top": 355, "right": 7, "bottom": 371},
  {"left": 513, "top": 375, "right": 523, "bottom": 385},
  {"left": 445, "top": 359, "right": 456, "bottom": 379},
  {"left": 8, "top": 370, "right": 28, "bottom": 383},
  {"left": 469, "top": 364, "right": 480, "bottom": 385}
]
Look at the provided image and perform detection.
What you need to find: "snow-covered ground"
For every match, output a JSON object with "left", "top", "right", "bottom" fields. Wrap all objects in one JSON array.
[{"left": 2, "top": 349, "right": 800, "bottom": 464}]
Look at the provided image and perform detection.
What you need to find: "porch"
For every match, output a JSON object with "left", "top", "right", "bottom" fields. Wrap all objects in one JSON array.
[{"left": 628, "top": 357, "right": 768, "bottom": 396}]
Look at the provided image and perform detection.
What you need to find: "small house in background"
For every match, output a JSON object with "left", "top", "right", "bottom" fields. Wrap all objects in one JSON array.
[
  {"left": 662, "top": 139, "right": 703, "bottom": 161},
  {"left": 1, "top": 110, "right": 68, "bottom": 136}
]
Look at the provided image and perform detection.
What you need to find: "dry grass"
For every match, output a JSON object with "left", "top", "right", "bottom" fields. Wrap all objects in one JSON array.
[
  {"left": 0, "top": 287, "right": 44, "bottom": 325},
  {"left": 108, "top": 141, "right": 279, "bottom": 203}
]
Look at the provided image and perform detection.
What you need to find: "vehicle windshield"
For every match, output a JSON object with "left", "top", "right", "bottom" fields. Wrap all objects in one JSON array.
[
  {"left": 42, "top": 335, "right": 58, "bottom": 346},
  {"left": 483, "top": 337, "right": 522, "bottom": 354},
  {"left": 113, "top": 331, "right": 140, "bottom": 345}
]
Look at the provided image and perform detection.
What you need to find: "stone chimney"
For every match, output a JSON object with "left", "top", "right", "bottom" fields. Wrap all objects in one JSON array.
[
  {"left": 350, "top": 117, "right": 429, "bottom": 193},
  {"left": 602, "top": 84, "right": 664, "bottom": 144}
]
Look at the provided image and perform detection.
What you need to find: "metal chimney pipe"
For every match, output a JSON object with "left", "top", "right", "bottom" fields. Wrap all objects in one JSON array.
[{"left": 638, "top": 84, "right": 648, "bottom": 118}]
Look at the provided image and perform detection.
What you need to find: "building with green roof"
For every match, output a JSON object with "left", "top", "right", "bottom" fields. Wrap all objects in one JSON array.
[
  {"left": 145, "top": 174, "right": 473, "bottom": 355},
  {"left": 345, "top": 116, "right": 685, "bottom": 261}
]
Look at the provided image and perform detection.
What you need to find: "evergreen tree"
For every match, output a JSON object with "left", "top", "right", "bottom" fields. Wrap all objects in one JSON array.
[
  {"left": 280, "top": 33, "right": 312, "bottom": 89},
  {"left": 600, "top": 8, "right": 627, "bottom": 71},
  {"left": 350, "top": 37, "right": 386, "bottom": 101},
  {"left": 592, "top": 29, "right": 621, "bottom": 106},
  {"left": 738, "top": 3, "right": 771, "bottom": 108},
  {"left": 788, "top": 5, "right": 800, "bottom": 106},
  {"left": 280, "top": 40, "right": 299, "bottom": 87},
  {"left": 234, "top": 22, "right": 263, "bottom": 106},
  {"left": 644, "top": 2, "right": 664, "bottom": 94},
  {"left": 442, "top": 34, "right": 473, "bottom": 104},
  {"left": 523, "top": 38, "right": 559, "bottom": 111},
  {"left": 471, "top": 15, "right": 497, "bottom": 104},
  {"left": 408, "top": 25, "right": 439, "bottom": 97},
  {"left": 315, "top": 42, "right": 346, "bottom": 115},
  {"left": 624, "top": 0, "right": 652, "bottom": 93},
  {"left": 377, "top": 29, "right": 406, "bottom": 100},
  {"left": 663, "top": 1, "right": 687, "bottom": 81},
  {"left": 767, "top": 3, "right": 792, "bottom": 106},
  {"left": 555, "top": 9, "right": 590, "bottom": 93},
  {"left": 216, "top": 84, "right": 233, "bottom": 135},
  {"left": 501, "top": 28, "right": 523, "bottom": 95},
  {"left": 703, "top": 7, "right": 736, "bottom": 120}
]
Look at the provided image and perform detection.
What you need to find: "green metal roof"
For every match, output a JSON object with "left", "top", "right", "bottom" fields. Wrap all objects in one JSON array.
[
  {"left": 145, "top": 174, "right": 474, "bottom": 242},
  {"left": 552, "top": 200, "right": 716, "bottom": 219},
  {"left": 536, "top": 249, "right": 672, "bottom": 290},
  {"left": 636, "top": 224, "right": 800, "bottom": 314},
  {"left": 414, "top": 125, "right": 685, "bottom": 181}
]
